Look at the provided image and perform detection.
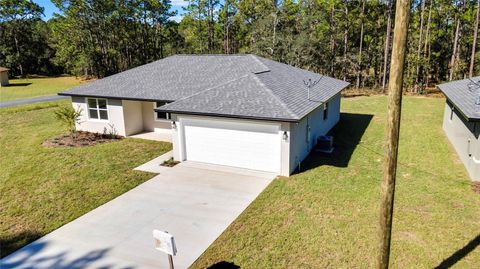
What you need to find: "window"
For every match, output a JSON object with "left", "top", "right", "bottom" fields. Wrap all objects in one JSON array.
[
  {"left": 87, "top": 98, "right": 108, "bottom": 120},
  {"left": 450, "top": 106, "right": 454, "bottom": 121},
  {"left": 323, "top": 102, "right": 329, "bottom": 120},
  {"left": 155, "top": 101, "right": 171, "bottom": 120}
]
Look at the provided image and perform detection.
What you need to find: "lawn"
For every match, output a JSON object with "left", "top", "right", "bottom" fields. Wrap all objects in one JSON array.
[
  {"left": 192, "top": 96, "right": 480, "bottom": 268},
  {"left": 0, "top": 101, "right": 171, "bottom": 258},
  {"left": 0, "top": 76, "right": 84, "bottom": 101}
]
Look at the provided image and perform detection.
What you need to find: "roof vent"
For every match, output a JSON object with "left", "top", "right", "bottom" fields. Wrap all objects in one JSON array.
[{"left": 468, "top": 78, "right": 480, "bottom": 112}]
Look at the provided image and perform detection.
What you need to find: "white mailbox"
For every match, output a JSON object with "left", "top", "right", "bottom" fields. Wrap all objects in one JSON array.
[{"left": 153, "top": 230, "right": 177, "bottom": 256}]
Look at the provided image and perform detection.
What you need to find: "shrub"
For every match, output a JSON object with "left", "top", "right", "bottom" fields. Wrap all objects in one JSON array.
[
  {"left": 54, "top": 106, "right": 82, "bottom": 136},
  {"left": 103, "top": 123, "right": 119, "bottom": 139},
  {"left": 161, "top": 157, "right": 179, "bottom": 167}
]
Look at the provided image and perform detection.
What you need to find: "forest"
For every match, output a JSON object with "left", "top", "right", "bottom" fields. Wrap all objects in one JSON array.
[{"left": 0, "top": 0, "right": 479, "bottom": 92}]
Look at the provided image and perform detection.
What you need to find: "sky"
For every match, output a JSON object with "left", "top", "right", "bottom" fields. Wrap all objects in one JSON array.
[{"left": 32, "top": 0, "right": 189, "bottom": 22}]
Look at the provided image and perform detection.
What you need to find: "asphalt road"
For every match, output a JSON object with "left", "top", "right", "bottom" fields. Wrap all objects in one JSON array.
[{"left": 0, "top": 95, "right": 68, "bottom": 108}]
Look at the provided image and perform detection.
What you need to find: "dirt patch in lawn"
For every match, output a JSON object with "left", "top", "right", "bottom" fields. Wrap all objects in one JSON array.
[
  {"left": 341, "top": 88, "right": 385, "bottom": 98},
  {"left": 43, "top": 131, "right": 123, "bottom": 147},
  {"left": 472, "top": 182, "right": 480, "bottom": 194}
]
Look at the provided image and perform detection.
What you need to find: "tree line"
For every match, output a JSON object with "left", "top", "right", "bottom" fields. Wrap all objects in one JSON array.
[{"left": 1, "top": 0, "right": 479, "bottom": 91}]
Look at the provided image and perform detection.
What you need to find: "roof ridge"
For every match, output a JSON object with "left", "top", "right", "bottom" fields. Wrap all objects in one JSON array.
[
  {"left": 163, "top": 74, "right": 251, "bottom": 105},
  {"left": 438, "top": 76, "right": 480, "bottom": 90},
  {"left": 250, "top": 74, "right": 299, "bottom": 119},
  {"left": 62, "top": 57, "right": 173, "bottom": 93},
  {"left": 248, "top": 55, "right": 271, "bottom": 74},
  {"left": 173, "top": 54, "right": 249, "bottom": 57},
  {"left": 254, "top": 55, "right": 342, "bottom": 81}
]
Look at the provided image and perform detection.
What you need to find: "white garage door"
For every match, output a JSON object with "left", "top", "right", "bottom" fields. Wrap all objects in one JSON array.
[{"left": 181, "top": 118, "right": 281, "bottom": 173}]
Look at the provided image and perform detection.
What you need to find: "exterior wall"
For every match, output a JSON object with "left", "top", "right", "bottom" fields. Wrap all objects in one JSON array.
[
  {"left": 122, "top": 100, "right": 143, "bottom": 136},
  {"left": 0, "top": 72, "right": 8, "bottom": 87},
  {"left": 141, "top": 101, "right": 171, "bottom": 133},
  {"left": 170, "top": 93, "right": 341, "bottom": 176},
  {"left": 443, "top": 101, "right": 480, "bottom": 181},
  {"left": 289, "top": 93, "right": 341, "bottom": 173},
  {"left": 71, "top": 98, "right": 172, "bottom": 137},
  {"left": 170, "top": 114, "right": 291, "bottom": 176},
  {"left": 72, "top": 97, "right": 127, "bottom": 136}
]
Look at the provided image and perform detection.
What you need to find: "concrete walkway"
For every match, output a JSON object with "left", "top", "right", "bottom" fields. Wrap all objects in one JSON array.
[
  {"left": 0, "top": 95, "right": 67, "bottom": 108},
  {"left": 134, "top": 151, "right": 173, "bottom": 173},
  {"left": 1, "top": 162, "right": 275, "bottom": 269},
  {"left": 129, "top": 131, "right": 172, "bottom": 143}
]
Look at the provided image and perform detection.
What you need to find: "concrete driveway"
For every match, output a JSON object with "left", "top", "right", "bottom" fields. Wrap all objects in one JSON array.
[{"left": 1, "top": 162, "right": 275, "bottom": 269}]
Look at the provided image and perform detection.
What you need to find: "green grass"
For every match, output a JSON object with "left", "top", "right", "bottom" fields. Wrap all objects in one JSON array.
[
  {"left": 0, "top": 76, "right": 84, "bottom": 101},
  {"left": 0, "top": 101, "right": 172, "bottom": 257},
  {"left": 192, "top": 96, "right": 480, "bottom": 269}
]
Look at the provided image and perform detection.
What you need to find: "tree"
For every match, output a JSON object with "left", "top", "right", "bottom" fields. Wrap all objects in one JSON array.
[
  {"left": 422, "top": 0, "right": 432, "bottom": 86},
  {"left": 470, "top": 0, "right": 479, "bottom": 77},
  {"left": 206, "top": 0, "right": 220, "bottom": 52},
  {"left": 0, "top": 0, "right": 51, "bottom": 76},
  {"left": 414, "top": 0, "right": 426, "bottom": 92},
  {"left": 449, "top": 0, "right": 465, "bottom": 81},
  {"left": 223, "top": 0, "right": 231, "bottom": 53},
  {"left": 382, "top": 0, "right": 393, "bottom": 90},
  {"left": 49, "top": 0, "right": 174, "bottom": 77},
  {"left": 12, "top": 0, "right": 476, "bottom": 86},
  {"left": 342, "top": 4, "right": 349, "bottom": 81},
  {"left": 356, "top": 0, "right": 366, "bottom": 88}
]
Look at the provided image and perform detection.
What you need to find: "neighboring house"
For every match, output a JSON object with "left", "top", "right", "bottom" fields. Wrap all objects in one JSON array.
[
  {"left": 59, "top": 55, "right": 349, "bottom": 176},
  {"left": 438, "top": 76, "right": 480, "bottom": 181},
  {"left": 0, "top": 67, "right": 9, "bottom": 87}
]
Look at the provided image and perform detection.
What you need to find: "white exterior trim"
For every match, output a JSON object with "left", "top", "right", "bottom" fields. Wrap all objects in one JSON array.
[
  {"left": 175, "top": 116, "right": 283, "bottom": 174},
  {"left": 153, "top": 102, "right": 171, "bottom": 122},
  {"left": 85, "top": 97, "right": 109, "bottom": 122},
  {"left": 443, "top": 101, "right": 480, "bottom": 181},
  {"left": 72, "top": 97, "right": 126, "bottom": 136},
  {"left": 70, "top": 92, "right": 342, "bottom": 177}
]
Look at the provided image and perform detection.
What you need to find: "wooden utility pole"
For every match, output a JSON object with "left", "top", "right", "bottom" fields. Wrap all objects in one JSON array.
[{"left": 377, "top": 0, "right": 411, "bottom": 268}]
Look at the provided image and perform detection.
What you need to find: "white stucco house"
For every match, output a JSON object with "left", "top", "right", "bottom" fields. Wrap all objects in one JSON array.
[
  {"left": 59, "top": 54, "right": 349, "bottom": 176},
  {"left": 438, "top": 76, "right": 480, "bottom": 181}
]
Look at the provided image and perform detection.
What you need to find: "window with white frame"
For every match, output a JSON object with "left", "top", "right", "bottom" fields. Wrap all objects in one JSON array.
[
  {"left": 87, "top": 98, "right": 108, "bottom": 120},
  {"left": 155, "top": 101, "right": 171, "bottom": 120}
]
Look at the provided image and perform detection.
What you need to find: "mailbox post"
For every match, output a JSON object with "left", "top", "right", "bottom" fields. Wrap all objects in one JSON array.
[{"left": 153, "top": 230, "right": 177, "bottom": 269}]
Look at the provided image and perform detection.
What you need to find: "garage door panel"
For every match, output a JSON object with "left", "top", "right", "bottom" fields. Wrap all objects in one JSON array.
[
  {"left": 182, "top": 119, "right": 281, "bottom": 173},
  {"left": 182, "top": 118, "right": 279, "bottom": 133}
]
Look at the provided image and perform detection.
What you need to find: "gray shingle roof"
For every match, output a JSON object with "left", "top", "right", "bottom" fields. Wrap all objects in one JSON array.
[
  {"left": 438, "top": 76, "right": 480, "bottom": 121},
  {"left": 159, "top": 74, "right": 297, "bottom": 121},
  {"left": 60, "top": 54, "right": 349, "bottom": 121}
]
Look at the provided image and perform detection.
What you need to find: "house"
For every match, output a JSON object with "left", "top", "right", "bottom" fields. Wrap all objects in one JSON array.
[
  {"left": 59, "top": 55, "right": 349, "bottom": 176},
  {"left": 438, "top": 76, "right": 480, "bottom": 181},
  {"left": 0, "top": 67, "right": 9, "bottom": 87}
]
